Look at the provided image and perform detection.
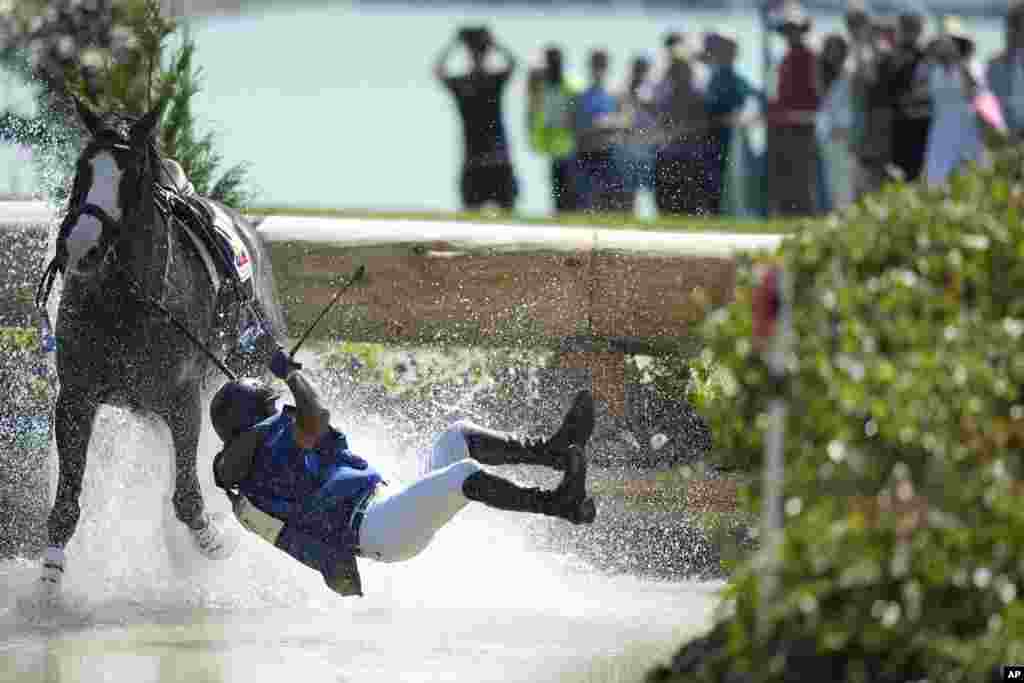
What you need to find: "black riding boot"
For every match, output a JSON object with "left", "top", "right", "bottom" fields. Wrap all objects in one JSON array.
[
  {"left": 462, "top": 445, "right": 596, "bottom": 524},
  {"left": 462, "top": 390, "right": 594, "bottom": 472}
]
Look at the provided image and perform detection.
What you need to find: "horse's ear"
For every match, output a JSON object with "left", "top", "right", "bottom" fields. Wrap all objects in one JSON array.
[
  {"left": 130, "top": 98, "right": 167, "bottom": 144},
  {"left": 73, "top": 96, "right": 101, "bottom": 136}
]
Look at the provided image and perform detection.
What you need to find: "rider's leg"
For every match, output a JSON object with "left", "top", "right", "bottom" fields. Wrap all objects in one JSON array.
[
  {"left": 358, "top": 458, "right": 482, "bottom": 563},
  {"left": 425, "top": 391, "right": 594, "bottom": 473},
  {"left": 360, "top": 417, "right": 595, "bottom": 563},
  {"left": 461, "top": 446, "right": 594, "bottom": 525}
]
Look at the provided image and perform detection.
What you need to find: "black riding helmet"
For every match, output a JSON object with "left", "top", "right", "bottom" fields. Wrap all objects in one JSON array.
[{"left": 210, "top": 378, "right": 280, "bottom": 443}]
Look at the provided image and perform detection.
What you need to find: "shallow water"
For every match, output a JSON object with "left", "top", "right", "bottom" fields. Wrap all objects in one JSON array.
[{"left": 0, "top": 394, "right": 721, "bottom": 683}]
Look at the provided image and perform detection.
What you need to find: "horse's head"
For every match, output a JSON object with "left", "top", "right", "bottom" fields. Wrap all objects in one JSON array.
[{"left": 61, "top": 97, "right": 165, "bottom": 284}]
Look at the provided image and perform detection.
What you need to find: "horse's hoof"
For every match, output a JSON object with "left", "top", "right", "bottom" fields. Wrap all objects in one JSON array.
[
  {"left": 36, "top": 546, "right": 65, "bottom": 603},
  {"left": 191, "top": 512, "right": 239, "bottom": 560}
]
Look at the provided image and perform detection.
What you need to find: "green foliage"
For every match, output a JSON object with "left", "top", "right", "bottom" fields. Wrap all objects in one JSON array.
[
  {"left": 80, "top": 1, "right": 252, "bottom": 206},
  {"left": 159, "top": 36, "right": 251, "bottom": 206},
  {"left": 672, "top": 148, "right": 1024, "bottom": 682},
  {"left": 0, "top": 327, "right": 40, "bottom": 352},
  {"left": 320, "top": 340, "right": 553, "bottom": 398},
  {"left": 0, "top": 327, "right": 51, "bottom": 408},
  {"left": 67, "top": 0, "right": 176, "bottom": 114},
  {"left": 8, "top": 0, "right": 253, "bottom": 207}
]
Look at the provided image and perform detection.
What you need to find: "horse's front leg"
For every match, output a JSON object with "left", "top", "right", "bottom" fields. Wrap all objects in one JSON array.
[
  {"left": 164, "top": 388, "right": 237, "bottom": 560},
  {"left": 40, "top": 388, "right": 99, "bottom": 597}
]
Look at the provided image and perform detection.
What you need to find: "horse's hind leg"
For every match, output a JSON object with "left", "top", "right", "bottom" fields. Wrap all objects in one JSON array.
[
  {"left": 164, "top": 389, "right": 237, "bottom": 559},
  {"left": 39, "top": 389, "right": 98, "bottom": 596}
]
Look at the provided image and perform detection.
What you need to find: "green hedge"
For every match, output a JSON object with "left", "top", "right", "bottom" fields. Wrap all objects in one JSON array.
[
  {"left": 663, "top": 146, "right": 1024, "bottom": 682},
  {"left": 0, "top": 327, "right": 50, "bottom": 410}
]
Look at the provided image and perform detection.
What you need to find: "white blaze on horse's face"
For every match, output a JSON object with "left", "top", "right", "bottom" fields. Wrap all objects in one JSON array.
[{"left": 66, "top": 151, "right": 124, "bottom": 276}]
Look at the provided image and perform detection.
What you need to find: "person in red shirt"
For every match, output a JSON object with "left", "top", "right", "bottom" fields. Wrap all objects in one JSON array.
[{"left": 766, "top": 4, "right": 821, "bottom": 216}]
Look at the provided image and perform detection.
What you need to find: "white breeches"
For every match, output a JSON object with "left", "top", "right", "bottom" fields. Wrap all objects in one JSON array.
[{"left": 357, "top": 421, "right": 483, "bottom": 563}]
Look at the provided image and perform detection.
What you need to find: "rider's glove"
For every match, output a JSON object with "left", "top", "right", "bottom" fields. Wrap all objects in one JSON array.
[{"left": 269, "top": 347, "right": 302, "bottom": 381}]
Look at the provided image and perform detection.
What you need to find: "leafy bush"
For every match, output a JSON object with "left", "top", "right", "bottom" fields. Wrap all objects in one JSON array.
[
  {"left": 67, "top": 0, "right": 252, "bottom": 206},
  {"left": 0, "top": 327, "right": 51, "bottom": 413},
  {"left": 664, "top": 147, "right": 1024, "bottom": 682},
  {"left": 158, "top": 35, "right": 251, "bottom": 206},
  {"left": 1, "top": 0, "right": 252, "bottom": 207}
]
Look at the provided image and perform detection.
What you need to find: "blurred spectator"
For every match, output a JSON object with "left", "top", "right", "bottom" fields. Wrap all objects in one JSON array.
[
  {"left": 435, "top": 26, "right": 519, "bottom": 211},
  {"left": 921, "top": 17, "right": 985, "bottom": 187},
  {"left": 652, "top": 35, "right": 715, "bottom": 215},
  {"left": 615, "top": 53, "right": 658, "bottom": 214},
  {"left": 816, "top": 34, "right": 854, "bottom": 211},
  {"left": 702, "top": 31, "right": 755, "bottom": 215},
  {"left": 663, "top": 31, "right": 685, "bottom": 61},
  {"left": 986, "top": 1, "right": 1024, "bottom": 139},
  {"left": 765, "top": 3, "right": 820, "bottom": 216},
  {"left": 528, "top": 46, "right": 581, "bottom": 213},
  {"left": 846, "top": 2, "right": 893, "bottom": 200},
  {"left": 886, "top": 12, "right": 931, "bottom": 182},
  {"left": 873, "top": 15, "right": 899, "bottom": 53},
  {"left": 573, "top": 49, "right": 624, "bottom": 212}
]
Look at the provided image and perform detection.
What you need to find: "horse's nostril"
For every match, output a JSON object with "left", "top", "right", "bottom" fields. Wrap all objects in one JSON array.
[
  {"left": 70, "top": 247, "right": 105, "bottom": 274},
  {"left": 82, "top": 248, "right": 101, "bottom": 266}
]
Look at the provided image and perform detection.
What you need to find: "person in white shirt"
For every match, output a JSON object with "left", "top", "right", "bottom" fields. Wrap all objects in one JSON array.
[
  {"left": 920, "top": 17, "right": 986, "bottom": 187},
  {"left": 816, "top": 34, "right": 854, "bottom": 211}
]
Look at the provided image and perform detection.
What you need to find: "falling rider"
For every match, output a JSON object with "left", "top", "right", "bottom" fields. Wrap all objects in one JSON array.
[{"left": 209, "top": 347, "right": 597, "bottom": 595}]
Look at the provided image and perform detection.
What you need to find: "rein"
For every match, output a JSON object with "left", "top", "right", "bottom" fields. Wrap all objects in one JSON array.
[{"left": 115, "top": 260, "right": 238, "bottom": 382}]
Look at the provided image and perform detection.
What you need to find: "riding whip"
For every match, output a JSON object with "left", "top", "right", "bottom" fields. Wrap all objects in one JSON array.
[{"left": 288, "top": 265, "right": 366, "bottom": 358}]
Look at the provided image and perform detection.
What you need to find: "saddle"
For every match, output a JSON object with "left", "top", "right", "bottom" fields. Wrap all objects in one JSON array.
[
  {"left": 155, "top": 185, "right": 265, "bottom": 345},
  {"left": 154, "top": 183, "right": 249, "bottom": 291}
]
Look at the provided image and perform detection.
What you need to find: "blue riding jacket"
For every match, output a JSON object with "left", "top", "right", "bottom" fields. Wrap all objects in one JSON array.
[{"left": 237, "top": 407, "right": 383, "bottom": 595}]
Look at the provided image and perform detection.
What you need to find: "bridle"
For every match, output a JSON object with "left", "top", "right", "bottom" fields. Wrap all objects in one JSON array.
[
  {"left": 65, "top": 140, "right": 135, "bottom": 237},
  {"left": 36, "top": 133, "right": 163, "bottom": 312},
  {"left": 35, "top": 128, "right": 243, "bottom": 382}
]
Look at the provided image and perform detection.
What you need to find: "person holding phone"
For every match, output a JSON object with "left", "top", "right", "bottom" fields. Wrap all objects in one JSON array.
[{"left": 434, "top": 26, "right": 520, "bottom": 211}]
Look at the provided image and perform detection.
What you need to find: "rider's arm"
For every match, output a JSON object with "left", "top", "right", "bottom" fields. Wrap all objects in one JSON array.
[
  {"left": 434, "top": 37, "right": 459, "bottom": 81},
  {"left": 286, "top": 369, "right": 331, "bottom": 449},
  {"left": 494, "top": 40, "right": 518, "bottom": 76}
]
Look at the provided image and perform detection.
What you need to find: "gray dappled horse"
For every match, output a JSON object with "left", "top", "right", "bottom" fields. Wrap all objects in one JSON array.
[{"left": 35, "top": 98, "right": 285, "bottom": 593}]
